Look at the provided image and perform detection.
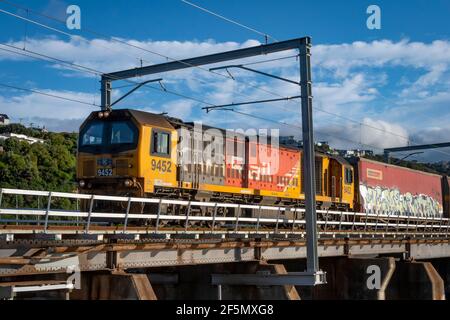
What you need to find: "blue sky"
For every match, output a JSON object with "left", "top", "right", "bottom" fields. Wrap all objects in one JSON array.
[{"left": 0, "top": 0, "right": 449, "bottom": 162}]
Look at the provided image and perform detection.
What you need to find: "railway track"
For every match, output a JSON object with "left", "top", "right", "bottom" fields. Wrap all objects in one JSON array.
[{"left": 1, "top": 188, "right": 449, "bottom": 240}]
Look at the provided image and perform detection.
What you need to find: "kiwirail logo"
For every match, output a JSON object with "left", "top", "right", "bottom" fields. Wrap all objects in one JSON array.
[{"left": 177, "top": 122, "right": 281, "bottom": 175}]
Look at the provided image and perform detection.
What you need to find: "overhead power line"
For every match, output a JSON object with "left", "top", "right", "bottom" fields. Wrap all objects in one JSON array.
[
  {"left": 0, "top": 83, "right": 98, "bottom": 106},
  {"left": 0, "top": 3, "right": 304, "bottom": 115},
  {"left": 177, "top": 1, "right": 450, "bottom": 158},
  {"left": 0, "top": 2, "right": 297, "bottom": 110},
  {"left": 0, "top": 1, "right": 448, "bottom": 158},
  {"left": 181, "top": 0, "right": 278, "bottom": 43},
  {"left": 0, "top": 44, "right": 101, "bottom": 76},
  {"left": 0, "top": 2, "right": 427, "bottom": 135},
  {"left": 0, "top": 42, "right": 214, "bottom": 107},
  {"left": 221, "top": 109, "right": 398, "bottom": 153}
]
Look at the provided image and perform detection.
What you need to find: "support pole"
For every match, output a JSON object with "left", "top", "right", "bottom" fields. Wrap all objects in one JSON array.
[
  {"left": 101, "top": 77, "right": 112, "bottom": 111},
  {"left": 299, "top": 39, "right": 319, "bottom": 273}
]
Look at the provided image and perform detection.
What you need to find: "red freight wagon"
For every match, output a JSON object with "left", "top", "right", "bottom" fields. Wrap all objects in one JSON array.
[{"left": 356, "top": 158, "right": 443, "bottom": 217}]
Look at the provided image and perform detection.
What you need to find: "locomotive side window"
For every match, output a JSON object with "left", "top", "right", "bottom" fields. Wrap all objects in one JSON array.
[
  {"left": 151, "top": 130, "right": 170, "bottom": 157},
  {"left": 345, "top": 167, "right": 353, "bottom": 184}
]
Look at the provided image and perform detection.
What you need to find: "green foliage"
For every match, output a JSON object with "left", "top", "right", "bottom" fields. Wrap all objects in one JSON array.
[{"left": 0, "top": 124, "right": 78, "bottom": 210}]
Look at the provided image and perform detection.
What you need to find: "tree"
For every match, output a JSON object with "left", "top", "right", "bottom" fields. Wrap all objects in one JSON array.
[{"left": 0, "top": 124, "right": 78, "bottom": 210}]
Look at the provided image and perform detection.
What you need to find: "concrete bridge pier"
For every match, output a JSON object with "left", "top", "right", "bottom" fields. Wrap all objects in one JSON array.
[
  {"left": 282, "top": 257, "right": 396, "bottom": 300},
  {"left": 147, "top": 262, "right": 300, "bottom": 300},
  {"left": 385, "top": 261, "right": 445, "bottom": 300},
  {"left": 429, "top": 258, "right": 450, "bottom": 297},
  {"left": 70, "top": 262, "right": 300, "bottom": 300},
  {"left": 277, "top": 257, "right": 446, "bottom": 300},
  {"left": 71, "top": 272, "right": 157, "bottom": 300}
]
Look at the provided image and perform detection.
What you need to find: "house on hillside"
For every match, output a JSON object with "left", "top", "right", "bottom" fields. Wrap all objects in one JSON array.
[
  {"left": 0, "top": 133, "right": 45, "bottom": 144},
  {"left": 337, "top": 149, "right": 374, "bottom": 158},
  {"left": 0, "top": 114, "right": 10, "bottom": 125}
]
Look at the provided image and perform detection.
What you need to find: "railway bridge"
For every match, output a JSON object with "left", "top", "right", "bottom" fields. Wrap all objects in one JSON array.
[{"left": 1, "top": 188, "right": 450, "bottom": 300}]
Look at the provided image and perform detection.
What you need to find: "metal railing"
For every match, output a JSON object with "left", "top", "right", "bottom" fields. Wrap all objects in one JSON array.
[{"left": 0, "top": 188, "right": 449, "bottom": 238}]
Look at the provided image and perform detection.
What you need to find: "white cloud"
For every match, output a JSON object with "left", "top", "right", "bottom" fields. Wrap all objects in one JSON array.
[
  {"left": 1, "top": 37, "right": 450, "bottom": 162},
  {"left": 0, "top": 89, "right": 97, "bottom": 131},
  {"left": 314, "top": 39, "right": 450, "bottom": 76},
  {"left": 360, "top": 118, "right": 409, "bottom": 149},
  {"left": 161, "top": 99, "right": 195, "bottom": 119},
  {"left": 0, "top": 37, "right": 262, "bottom": 78}
]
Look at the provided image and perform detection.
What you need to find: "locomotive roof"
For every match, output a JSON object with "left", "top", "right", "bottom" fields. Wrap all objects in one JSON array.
[
  {"left": 128, "top": 109, "right": 175, "bottom": 129},
  {"left": 82, "top": 109, "right": 176, "bottom": 130}
]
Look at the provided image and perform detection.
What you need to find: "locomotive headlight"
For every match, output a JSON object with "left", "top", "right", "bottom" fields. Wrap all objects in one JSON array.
[
  {"left": 124, "top": 179, "right": 133, "bottom": 187},
  {"left": 78, "top": 180, "right": 86, "bottom": 188},
  {"left": 98, "top": 112, "right": 104, "bottom": 118}
]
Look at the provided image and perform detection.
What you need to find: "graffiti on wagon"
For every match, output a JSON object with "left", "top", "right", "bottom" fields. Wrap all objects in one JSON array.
[{"left": 359, "top": 185, "right": 442, "bottom": 217}]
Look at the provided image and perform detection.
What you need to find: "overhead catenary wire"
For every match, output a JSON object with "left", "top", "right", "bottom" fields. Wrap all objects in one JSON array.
[
  {"left": 0, "top": 6, "right": 154, "bottom": 67},
  {"left": 222, "top": 109, "right": 438, "bottom": 161},
  {"left": 0, "top": 2, "right": 299, "bottom": 111},
  {"left": 0, "top": 83, "right": 98, "bottom": 106},
  {"left": 181, "top": 0, "right": 278, "bottom": 43},
  {"left": 0, "top": 43, "right": 215, "bottom": 108},
  {"left": 241, "top": 54, "right": 300, "bottom": 67},
  {"left": 0, "top": 4, "right": 372, "bottom": 125},
  {"left": 0, "top": 44, "right": 102, "bottom": 76},
  {"left": 0, "top": 1, "right": 232, "bottom": 80},
  {"left": 0, "top": 1, "right": 448, "bottom": 158},
  {"left": 218, "top": 108, "right": 403, "bottom": 154},
  {"left": 1, "top": 42, "right": 389, "bottom": 152},
  {"left": 0, "top": 1, "right": 437, "bottom": 142},
  {"left": 178, "top": 1, "right": 450, "bottom": 158},
  {"left": 0, "top": 41, "right": 391, "bottom": 153},
  {"left": 176, "top": 1, "right": 450, "bottom": 158}
]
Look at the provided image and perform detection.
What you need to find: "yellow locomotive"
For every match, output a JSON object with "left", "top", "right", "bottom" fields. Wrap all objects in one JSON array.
[{"left": 77, "top": 109, "right": 355, "bottom": 212}]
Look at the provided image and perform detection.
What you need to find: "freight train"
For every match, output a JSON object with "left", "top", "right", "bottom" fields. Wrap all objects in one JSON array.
[{"left": 76, "top": 109, "right": 450, "bottom": 220}]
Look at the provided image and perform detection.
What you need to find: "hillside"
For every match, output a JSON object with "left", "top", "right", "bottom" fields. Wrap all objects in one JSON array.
[{"left": 0, "top": 124, "right": 78, "bottom": 192}]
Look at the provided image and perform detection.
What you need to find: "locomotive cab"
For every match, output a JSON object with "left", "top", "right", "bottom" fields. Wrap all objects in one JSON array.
[
  {"left": 77, "top": 109, "right": 178, "bottom": 198},
  {"left": 77, "top": 110, "right": 141, "bottom": 196}
]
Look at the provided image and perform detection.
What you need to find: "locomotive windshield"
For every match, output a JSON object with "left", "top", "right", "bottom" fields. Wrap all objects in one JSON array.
[
  {"left": 79, "top": 119, "right": 138, "bottom": 153},
  {"left": 81, "top": 122, "right": 104, "bottom": 146}
]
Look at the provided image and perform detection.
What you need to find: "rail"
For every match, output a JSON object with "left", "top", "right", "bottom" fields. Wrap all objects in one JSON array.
[{"left": 0, "top": 188, "right": 449, "bottom": 238}]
